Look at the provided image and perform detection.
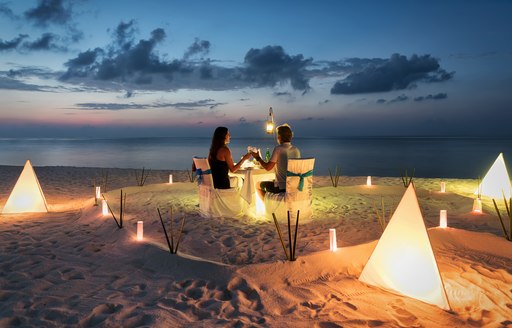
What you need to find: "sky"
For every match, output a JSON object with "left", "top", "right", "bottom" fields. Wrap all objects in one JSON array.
[{"left": 1, "top": 0, "right": 511, "bottom": 138}]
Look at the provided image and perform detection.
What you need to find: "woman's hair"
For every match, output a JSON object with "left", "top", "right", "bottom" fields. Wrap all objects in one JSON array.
[{"left": 209, "top": 126, "right": 228, "bottom": 161}]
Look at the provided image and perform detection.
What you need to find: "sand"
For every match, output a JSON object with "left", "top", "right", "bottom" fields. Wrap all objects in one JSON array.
[{"left": 0, "top": 165, "right": 511, "bottom": 327}]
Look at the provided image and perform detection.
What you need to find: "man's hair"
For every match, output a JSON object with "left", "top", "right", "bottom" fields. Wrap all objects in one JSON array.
[{"left": 277, "top": 124, "right": 293, "bottom": 142}]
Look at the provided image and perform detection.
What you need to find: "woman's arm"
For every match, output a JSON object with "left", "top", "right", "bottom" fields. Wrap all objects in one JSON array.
[{"left": 221, "top": 147, "right": 251, "bottom": 173}]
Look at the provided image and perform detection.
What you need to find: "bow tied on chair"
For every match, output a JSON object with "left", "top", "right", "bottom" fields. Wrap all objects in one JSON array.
[
  {"left": 195, "top": 168, "right": 211, "bottom": 185},
  {"left": 286, "top": 170, "right": 313, "bottom": 191}
]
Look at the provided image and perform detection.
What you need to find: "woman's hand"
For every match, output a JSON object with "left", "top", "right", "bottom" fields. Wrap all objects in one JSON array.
[{"left": 242, "top": 152, "right": 252, "bottom": 161}]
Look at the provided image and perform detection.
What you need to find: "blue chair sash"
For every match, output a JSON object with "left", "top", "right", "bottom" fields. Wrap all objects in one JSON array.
[
  {"left": 195, "top": 168, "right": 211, "bottom": 185},
  {"left": 287, "top": 170, "right": 313, "bottom": 191}
]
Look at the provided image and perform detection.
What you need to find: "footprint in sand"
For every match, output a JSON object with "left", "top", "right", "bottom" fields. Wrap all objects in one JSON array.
[
  {"left": 389, "top": 300, "right": 420, "bottom": 327},
  {"left": 221, "top": 236, "right": 235, "bottom": 247}
]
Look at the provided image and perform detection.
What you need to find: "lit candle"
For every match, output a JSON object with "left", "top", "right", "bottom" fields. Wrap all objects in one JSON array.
[
  {"left": 102, "top": 199, "right": 108, "bottom": 216},
  {"left": 440, "top": 181, "right": 445, "bottom": 193},
  {"left": 169, "top": 174, "right": 173, "bottom": 184},
  {"left": 95, "top": 186, "right": 101, "bottom": 199},
  {"left": 329, "top": 228, "right": 337, "bottom": 252},
  {"left": 439, "top": 210, "right": 447, "bottom": 228},
  {"left": 137, "top": 221, "right": 143, "bottom": 241},
  {"left": 366, "top": 176, "right": 372, "bottom": 186},
  {"left": 472, "top": 198, "right": 482, "bottom": 213}
]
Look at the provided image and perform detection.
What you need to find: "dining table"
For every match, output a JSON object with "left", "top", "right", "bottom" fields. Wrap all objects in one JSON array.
[{"left": 230, "top": 167, "right": 275, "bottom": 207}]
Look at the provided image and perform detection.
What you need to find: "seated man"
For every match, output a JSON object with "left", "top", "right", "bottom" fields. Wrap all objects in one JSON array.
[{"left": 251, "top": 124, "right": 301, "bottom": 198}]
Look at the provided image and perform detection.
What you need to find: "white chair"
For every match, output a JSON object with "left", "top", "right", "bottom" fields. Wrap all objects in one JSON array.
[
  {"left": 192, "top": 157, "right": 245, "bottom": 218},
  {"left": 264, "top": 158, "right": 315, "bottom": 221}
]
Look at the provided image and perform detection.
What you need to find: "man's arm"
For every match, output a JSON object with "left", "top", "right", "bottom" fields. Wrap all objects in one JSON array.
[{"left": 251, "top": 151, "right": 276, "bottom": 171}]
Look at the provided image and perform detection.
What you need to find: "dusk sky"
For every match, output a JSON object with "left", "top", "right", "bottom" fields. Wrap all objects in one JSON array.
[{"left": 1, "top": 0, "right": 511, "bottom": 138}]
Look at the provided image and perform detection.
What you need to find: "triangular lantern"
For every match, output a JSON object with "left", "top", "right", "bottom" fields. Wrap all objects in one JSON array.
[
  {"left": 359, "top": 184, "right": 450, "bottom": 310},
  {"left": 475, "top": 153, "right": 511, "bottom": 199},
  {"left": 2, "top": 160, "right": 48, "bottom": 214}
]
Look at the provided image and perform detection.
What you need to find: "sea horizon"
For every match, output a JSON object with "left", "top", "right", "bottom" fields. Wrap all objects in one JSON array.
[{"left": 1, "top": 136, "right": 511, "bottom": 179}]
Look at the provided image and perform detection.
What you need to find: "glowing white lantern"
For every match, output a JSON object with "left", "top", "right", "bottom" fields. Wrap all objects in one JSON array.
[
  {"left": 439, "top": 210, "right": 447, "bottom": 228},
  {"left": 169, "top": 174, "right": 173, "bottom": 184},
  {"left": 329, "top": 229, "right": 337, "bottom": 252},
  {"left": 102, "top": 199, "right": 109, "bottom": 216},
  {"left": 95, "top": 186, "right": 101, "bottom": 199},
  {"left": 472, "top": 198, "right": 482, "bottom": 213},
  {"left": 367, "top": 176, "right": 372, "bottom": 186},
  {"left": 440, "top": 182, "right": 445, "bottom": 193},
  {"left": 476, "top": 153, "right": 511, "bottom": 199},
  {"left": 1, "top": 160, "right": 48, "bottom": 214},
  {"left": 359, "top": 184, "right": 450, "bottom": 310},
  {"left": 137, "top": 221, "right": 143, "bottom": 241}
]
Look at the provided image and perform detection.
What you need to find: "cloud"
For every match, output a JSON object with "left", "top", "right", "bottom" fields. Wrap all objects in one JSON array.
[
  {"left": 274, "top": 91, "right": 291, "bottom": 97},
  {"left": 414, "top": 93, "right": 448, "bottom": 102},
  {"left": 241, "top": 45, "right": 313, "bottom": 92},
  {"left": 61, "top": 22, "right": 188, "bottom": 83},
  {"left": 388, "top": 94, "right": 408, "bottom": 103},
  {"left": 184, "top": 38, "right": 210, "bottom": 59},
  {"left": 331, "top": 53, "right": 455, "bottom": 95},
  {"left": 24, "top": 0, "right": 72, "bottom": 26},
  {"left": 0, "top": 35, "right": 28, "bottom": 51},
  {"left": 59, "top": 22, "right": 314, "bottom": 94},
  {"left": 0, "top": 76, "right": 47, "bottom": 91},
  {"left": 0, "top": 2, "right": 18, "bottom": 20},
  {"left": 22, "top": 33, "right": 66, "bottom": 51},
  {"left": 74, "top": 99, "right": 225, "bottom": 111}
]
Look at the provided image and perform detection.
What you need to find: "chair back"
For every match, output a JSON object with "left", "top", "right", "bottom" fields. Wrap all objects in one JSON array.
[
  {"left": 192, "top": 157, "right": 214, "bottom": 188},
  {"left": 286, "top": 158, "right": 315, "bottom": 194}
]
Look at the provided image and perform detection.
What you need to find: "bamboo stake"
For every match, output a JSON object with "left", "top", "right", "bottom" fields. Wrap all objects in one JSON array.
[
  {"left": 157, "top": 208, "right": 173, "bottom": 253},
  {"left": 272, "top": 213, "right": 289, "bottom": 260},
  {"left": 173, "top": 216, "right": 186, "bottom": 254},
  {"left": 292, "top": 210, "right": 300, "bottom": 261},
  {"left": 287, "top": 211, "right": 293, "bottom": 261}
]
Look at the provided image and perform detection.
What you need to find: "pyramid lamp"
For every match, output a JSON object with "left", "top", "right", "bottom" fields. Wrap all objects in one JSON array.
[
  {"left": 359, "top": 184, "right": 450, "bottom": 310},
  {"left": 476, "top": 153, "right": 511, "bottom": 199},
  {"left": 2, "top": 160, "right": 48, "bottom": 214}
]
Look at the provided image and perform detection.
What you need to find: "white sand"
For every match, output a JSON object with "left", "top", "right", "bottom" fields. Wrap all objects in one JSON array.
[{"left": 0, "top": 165, "right": 511, "bottom": 327}]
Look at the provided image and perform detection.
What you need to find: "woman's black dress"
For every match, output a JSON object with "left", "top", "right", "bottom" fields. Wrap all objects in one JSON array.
[{"left": 210, "top": 159, "right": 230, "bottom": 189}]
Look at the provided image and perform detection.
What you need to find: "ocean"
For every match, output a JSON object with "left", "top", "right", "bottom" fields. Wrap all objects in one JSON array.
[{"left": 0, "top": 137, "right": 511, "bottom": 178}]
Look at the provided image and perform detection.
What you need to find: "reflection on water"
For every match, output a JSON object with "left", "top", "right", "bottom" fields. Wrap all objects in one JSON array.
[{"left": 0, "top": 137, "right": 511, "bottom": 178}]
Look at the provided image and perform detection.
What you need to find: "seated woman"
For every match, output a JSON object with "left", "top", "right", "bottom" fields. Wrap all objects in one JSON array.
[{"left": 209, "top": 127, "right": 251, "bottom": 189}]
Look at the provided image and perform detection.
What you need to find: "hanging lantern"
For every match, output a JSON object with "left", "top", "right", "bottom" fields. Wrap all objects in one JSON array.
[
  {"left": 329, "top": 228, "right": 337, "bottom": 252},
  {"left": 266, "top": 107, "right": 274, "bottom": 134},
  {"left": 439, "top": 210, "right": 447, "bottom": 228},
  {"left": 137, "top": 221, "right": 144, "bottom": 241}
]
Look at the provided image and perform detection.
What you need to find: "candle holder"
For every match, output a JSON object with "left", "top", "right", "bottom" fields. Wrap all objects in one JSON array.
[
  {"left": 472, "top": 198, "right": 482, "bottom": 213},
  {"left": 137, "top": 221, "right": 143, "bottom": 241},
  {"left": 329, "top": 228, "right": 337, "bottom": 252},
  {"left": 102, "top": 199, "right": 109, "bottom": 216},
  {"left": 439, "top": 210, "right": 447, "bottom": 228}
]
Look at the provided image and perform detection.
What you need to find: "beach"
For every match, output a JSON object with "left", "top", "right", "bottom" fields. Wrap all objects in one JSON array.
[{"left": 0, "top": 165, "right": 511, "bottom": 327}]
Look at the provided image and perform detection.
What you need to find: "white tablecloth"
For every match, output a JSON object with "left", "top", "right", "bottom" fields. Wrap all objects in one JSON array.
[{"left": 231, "top": 169, "right": 275, "bottom": 204}]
